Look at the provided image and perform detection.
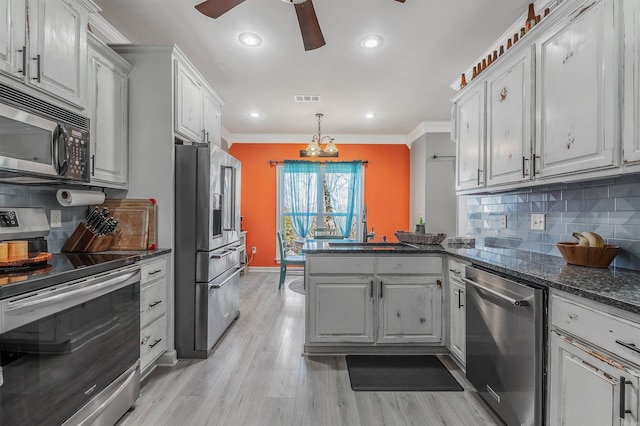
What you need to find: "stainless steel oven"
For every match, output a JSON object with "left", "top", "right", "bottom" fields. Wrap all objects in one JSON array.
[
  {"left": 0, "top": 264, "right": 141, "bottom": 426},
  {"left": 0, "top": 83, "right": 90, "bottom": 184}
]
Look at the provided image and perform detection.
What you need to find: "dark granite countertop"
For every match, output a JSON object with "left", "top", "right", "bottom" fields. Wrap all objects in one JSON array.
[
  {"left": 98, "top": 248, "right": 171, "bottom": 261},
  {"left": 303, "top": 240, "right": 640, "bottom": 316}
]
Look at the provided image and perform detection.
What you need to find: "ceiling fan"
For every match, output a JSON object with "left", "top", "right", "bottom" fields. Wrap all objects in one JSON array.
[{"left": 195, "top": 0, "right": 406, "bottom": 51}]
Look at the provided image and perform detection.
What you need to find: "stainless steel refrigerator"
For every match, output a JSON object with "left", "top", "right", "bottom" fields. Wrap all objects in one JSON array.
[{"left": 175, "top": 141, "right": 242, "bottom": 359}]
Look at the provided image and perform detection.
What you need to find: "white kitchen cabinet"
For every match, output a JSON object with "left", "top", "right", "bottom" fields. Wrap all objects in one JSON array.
[
  {"left": 548, "top": 291, "right": 640, "bottom": 426},
  {"left": 0, "top": 0, "right": 26, "bottom": 79},
  {"left": 307, "top": 276, "right": 374, "bottom": 343},
  {"left": 485, "top": 46, "right": 534, "bottom": 187},
  {"left": 140, "top": 255, "right": 169, "bottom": 376},
  {"left": 203, "top": 89, "right": 221, "bottom": 147},
  {"left": 87, "top": 34, "right": 131, "bottom": 189},
  {"left": 622, "top": 0, "right": 640, "bottom": 165},
  {"left": 27, "top": 0, "right": 94, "bottom": 108},
  {"left": 534, "top": 0, "right": 620, "bottom": 178},
  {"left": 448, "top": 259, "right": 466, "bottom": 366},
  {"left": 377, "top": 276, "right": 441, "bottom": 344},
  {"left": 305, "top": 254, "right": 443, "bottom": 352},
  {"left": 175, "top": 58, "right": 204, "bottom": 142},
  {"left": 453, "top": 82, "right": 485, "bottom": 191}
]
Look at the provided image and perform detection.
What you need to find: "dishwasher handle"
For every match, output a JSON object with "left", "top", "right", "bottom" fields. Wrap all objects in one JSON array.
[{"left": 462, "top": 276, "right": 529, "bottom": 307}]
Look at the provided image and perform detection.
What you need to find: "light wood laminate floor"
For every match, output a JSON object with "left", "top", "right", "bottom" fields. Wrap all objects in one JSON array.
[{"left": 118, "top": 271, "right": 502, "bottom": 426}]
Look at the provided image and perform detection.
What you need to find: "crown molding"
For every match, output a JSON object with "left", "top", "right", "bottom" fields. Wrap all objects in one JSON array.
[
  {"left": 89, "top": 13, "right": 129, "bottom": 44},
  {"left": 407, "top": 121, "right": 451, "bottom": 147},
  {"left": 228, "top": 133, "right": 408, "bottom": 145}
]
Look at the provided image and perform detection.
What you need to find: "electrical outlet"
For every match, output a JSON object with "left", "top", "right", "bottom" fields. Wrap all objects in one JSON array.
[
  {"left": 50, "top": 209, "right": 62, "bottom": 228},
  {"left": 531, "top": 213, "right": 546, "bottom": 231},
  {"left": 251, "top": 246, "right": 256, "bottom": 254},
  {"left": 500, "top": 215, "right": 507, "bottom": 228}
]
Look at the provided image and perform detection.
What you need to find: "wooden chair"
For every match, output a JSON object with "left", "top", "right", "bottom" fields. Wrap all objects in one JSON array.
[
  {"left": 313, "top": 227, "right": 344, "bottom": 239},
  {"left": 277, "top": 231, "right": 305, "bottom": 289}
]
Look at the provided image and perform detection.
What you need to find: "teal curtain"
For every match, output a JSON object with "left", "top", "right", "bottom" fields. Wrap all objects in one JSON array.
[
  {"left": 284, "top": 160, "right": 320, "bottom": 238},
  {"left": 325, "top": 161, "right": 362, "bottom": 238}
]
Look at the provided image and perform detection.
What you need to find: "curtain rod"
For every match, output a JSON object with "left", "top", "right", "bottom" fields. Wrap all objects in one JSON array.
[{"left": 269, "top": 160, "right": 368, "bottom": 166}]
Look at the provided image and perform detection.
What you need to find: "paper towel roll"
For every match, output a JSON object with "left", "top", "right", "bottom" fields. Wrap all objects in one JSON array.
[{"left": 56, "top": 189, "right": 106, "bottom": 207}]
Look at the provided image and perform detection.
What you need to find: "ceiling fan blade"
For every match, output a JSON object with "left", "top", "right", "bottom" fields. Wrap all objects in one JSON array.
[
  {"left": 195, "top": 0, "right": 246, "bottom": 19},
  {"left": 294, "top": 0, "right": 326, "bottom": 51}
]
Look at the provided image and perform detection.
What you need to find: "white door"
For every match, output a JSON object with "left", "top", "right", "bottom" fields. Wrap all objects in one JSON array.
[
  {"left": 87, "top": 41, "right": 129, "bottom": 188},
  {"left": 0, "top": 0, "right": 26, "bottom": 80},
  {"left": 485, "top": 46, "right": 534, "bottom": 187},
  {"left": 622, "top": 0, "right": 640, "bottom": 165},
  {"left": 203, "top": 89, "right": 221, "bottom": 147},
  {"left": 28, "top": 0, "right": 88, "bottom": 107},
  {"left": 449, "top": 278, "right": 465, "bottom": 364},
  {"left": 454, "top": 83, "right": 485, "bottom": 191},
  {"left": 535, "top": 0, "right": 619, "bottom": 178},
  {"left": 377, "top": 276, "right": 442, "bottom": 344},
  {"left": 307, "top": 276, "right": 374, "bottom": 343},
  {"left": 175, "top": 59, "right": 204, "bottom": 142},
  {"left": 548, "top": 330, "right": 640, "bottom": 426}
]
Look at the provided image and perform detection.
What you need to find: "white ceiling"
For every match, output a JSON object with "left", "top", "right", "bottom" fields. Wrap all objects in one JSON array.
[{"left": 93, "top": 0, "right": 531, "bottom": 144}]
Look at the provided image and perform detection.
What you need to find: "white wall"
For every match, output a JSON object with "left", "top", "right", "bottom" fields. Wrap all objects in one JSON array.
[{"left": 410, "top": 133, "right": 457, "bottom": 239}]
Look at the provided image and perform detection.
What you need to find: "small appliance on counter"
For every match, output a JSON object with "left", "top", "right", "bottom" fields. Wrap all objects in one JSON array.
[{"left": 0, "top": 207, "right": 141, "bottom": 426}]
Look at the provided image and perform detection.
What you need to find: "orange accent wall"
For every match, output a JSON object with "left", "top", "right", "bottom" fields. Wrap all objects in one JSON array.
[{"left": 229, "top": 143, "right": 410, "bottom": 267}]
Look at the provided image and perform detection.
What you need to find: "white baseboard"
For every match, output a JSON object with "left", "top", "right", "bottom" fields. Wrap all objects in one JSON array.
[{"left": 247, "top": 266, "right": 280, "bottom": 273}]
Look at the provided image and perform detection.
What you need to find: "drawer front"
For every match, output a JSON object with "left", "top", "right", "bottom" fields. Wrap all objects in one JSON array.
[
  {"left": 141, "top": 257, "right": 167, "bottom": 284},
  {"left": 140, "top": 314, "right": 167, "bottom": 370},
  {"left": 140, "top": 280, "right": 167, "bottom": 328},
  {"left": 308, "top": 256, "right": 375, "bottom": 275},
  {"left": 551, "top": 293, "right": 640, "bottom": 365},
  {"left": 378, "top": 256, "right": 442, "bottom": 275}
]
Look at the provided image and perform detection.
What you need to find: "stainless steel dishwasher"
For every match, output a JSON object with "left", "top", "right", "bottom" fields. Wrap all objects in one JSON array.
[{"left": 463, "top": 266, "right": 545, "bottom": 426}]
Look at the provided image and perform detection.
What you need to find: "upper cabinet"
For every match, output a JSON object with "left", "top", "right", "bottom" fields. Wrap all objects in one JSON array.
[
  {"left": 0, "top": 0, "right": 96, "bottom": 109},
  {"left": 622, "top": 0, "right": 640, "bottom": 165},
  {"left": 453, "top": 82, "right": 485, "bottom": 191},
  {"left": 175, "top": 56, "right": 222, "bottom": 146},
  {"left": 86, "top": 34, "right": 131, "bottom": 188},
  {"left": 534, "top": 0, "right": 620, "bottom": 178},
  {"left": 451, "top": 0, "right": 631, "bottom": 194},
  {"left": 0, "top": 0, "right": 26, "bottom": 77}
]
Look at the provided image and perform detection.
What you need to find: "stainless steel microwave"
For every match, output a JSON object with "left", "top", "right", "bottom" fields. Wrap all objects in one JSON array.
[{"left": 0, "top": 84, "right": 90, "bottom": 184}]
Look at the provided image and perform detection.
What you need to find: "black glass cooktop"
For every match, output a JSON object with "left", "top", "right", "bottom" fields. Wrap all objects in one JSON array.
[{"left": 0, "top": 252, "right": 140, "bottom": 300}]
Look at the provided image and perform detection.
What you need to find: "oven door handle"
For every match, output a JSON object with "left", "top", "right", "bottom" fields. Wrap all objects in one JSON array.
[
  {"left": 462, "top": 276, "right": 529, "bottom": 307},
  {"left": 5, "top": 269, "right": 140, "bottom": 316},
  {"left": 210, "top": 250, "right": 233, "bottom": 260},
  {"left": 210, "top": 267, "right": 242, "bottom": 289}
]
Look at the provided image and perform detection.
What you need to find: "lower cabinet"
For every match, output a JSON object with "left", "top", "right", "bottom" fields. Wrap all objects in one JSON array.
[
  {"left": 548, "top": 290, "right": 640, "bottom": 426},
  {"left": 139, "top": 254, "right": 169, "bottom": 375},
  {"left": 448, "top": 258, "right": 466, "bottom": 365},
  {"left": 305, "top": 254, "right": 443, "bottom": 351}
]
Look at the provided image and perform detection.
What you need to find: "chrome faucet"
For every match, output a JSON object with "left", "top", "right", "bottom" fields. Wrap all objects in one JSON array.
[{"left": 362, "top": 204, "right": 375, "bottom": 242}]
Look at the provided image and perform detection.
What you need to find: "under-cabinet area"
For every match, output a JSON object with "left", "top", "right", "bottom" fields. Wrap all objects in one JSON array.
[{"left": 304, "top": 253, "right": 444, "bottom": 354}]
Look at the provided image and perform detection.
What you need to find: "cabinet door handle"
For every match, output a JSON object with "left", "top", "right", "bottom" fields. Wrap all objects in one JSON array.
[
  {"left": 149, "top": 338, "right": 163, "bottom": 349},
  {"left": 477, "top": 169, "right": 482, "bottom": 186},
  {"left": 91, "top": 154, "right": 96, "bottom": 176},
  {"left": 31, "top": 54, "right": 41, "bottom": 82},
  {"left": 620, "top": 376, "right": 632, "bottom": 419},
  {"left": 522, "top": 156, "right": 530, "bottom": 177},
  {"left": 449, "top": 268, "right": 461, "bottom": 276},
  {"left": 458, "top": 289, "right": 464, "bottom": 309},
  {"left": 380, "top": 281, "right": 383, "bottom": 299},
  {"left": 370, "top": 280, "right": 373, "bottom": 298},
  {"left": 149, "top": 300, "right": 163, "bottom": 308},
  {"left": 17, "top": 46, "right": 26, "bottom": 75},
  {"left": 149, "top": 269, "right": 163, "bottom": 276},
  {"left": 532, "top": 155, "right": 540, "bottom": 176},
  {"left": 615, "top": 340, "right": 640, "bottom": 354}
]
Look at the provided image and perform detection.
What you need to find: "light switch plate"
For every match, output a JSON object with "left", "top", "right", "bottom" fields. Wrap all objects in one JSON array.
[
  {"left": 50, "top": 209, "right": 62, "bottom": 228},
  {"left": 531, "top": 213, "right": 546, "bottom": 231},
  {"left": 500, "top": 215, "right": 507, "bottom": 228}
]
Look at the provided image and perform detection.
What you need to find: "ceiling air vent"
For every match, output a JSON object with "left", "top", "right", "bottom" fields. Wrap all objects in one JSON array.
[{"left": 294, "top": 95, "right": 321, "bottom": 103}]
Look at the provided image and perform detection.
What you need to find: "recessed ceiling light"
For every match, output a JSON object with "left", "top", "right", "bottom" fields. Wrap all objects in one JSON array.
[
  {"left": 249, "top": 112, "right": 260, "bottom": 118},
  {"left": 360, "top": 35, "right": 383, "bottom": 49},
  {"left": 365, "top": 113, "right": 376, "bottom": 119},
  {"left": 239, "top": 32, "right": 262, "bottom": 47}
]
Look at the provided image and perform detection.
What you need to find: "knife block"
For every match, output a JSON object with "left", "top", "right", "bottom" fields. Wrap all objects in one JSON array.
[{"left": 61, "top": 223, "right": 115, "bottom": 252}]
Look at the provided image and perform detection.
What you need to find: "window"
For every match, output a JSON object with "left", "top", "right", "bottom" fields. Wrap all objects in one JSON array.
[{"left": 277, "top": 161, "right": 364, "bottom": 253}]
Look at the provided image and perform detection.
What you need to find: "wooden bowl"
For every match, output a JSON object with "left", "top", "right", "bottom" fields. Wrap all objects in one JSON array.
[{"left": 556, "top": 242, "right": 620, "bottom": 268}]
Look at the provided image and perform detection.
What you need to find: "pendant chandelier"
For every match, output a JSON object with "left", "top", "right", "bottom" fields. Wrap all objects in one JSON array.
[{"left": 302, "top": 113, "right": 339, "bottom": 157}]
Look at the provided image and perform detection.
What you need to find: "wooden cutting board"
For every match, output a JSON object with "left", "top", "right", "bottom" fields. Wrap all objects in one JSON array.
[{"left": 93, "top": 199, "right": 157, "bottom": 250}]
